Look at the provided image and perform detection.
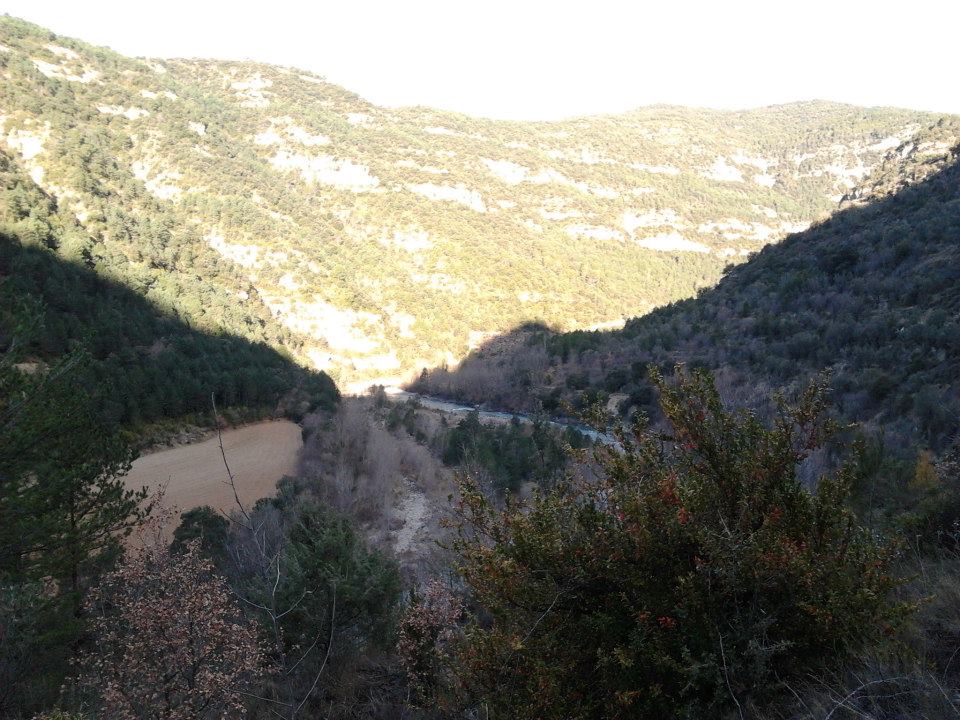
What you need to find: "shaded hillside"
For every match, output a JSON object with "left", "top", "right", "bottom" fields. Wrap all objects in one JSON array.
[
  {"left": 0, "top": 16, "right": 953, "bottom": 387},
  {"left": 0, "top": 149, "right": 338, "bottom": 429},
  {"left": 415, "top": 121, "right": 960, "bottom": 450}
]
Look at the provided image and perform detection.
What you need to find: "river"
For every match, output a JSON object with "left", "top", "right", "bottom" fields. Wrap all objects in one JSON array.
[{"left": 382, "top": 387, "right": 618, "bottom": 446}]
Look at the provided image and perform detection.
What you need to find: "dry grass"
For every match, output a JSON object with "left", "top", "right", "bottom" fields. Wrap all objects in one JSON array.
[{"left": 123, "top": 420, "right": 302, "bottom": 521}]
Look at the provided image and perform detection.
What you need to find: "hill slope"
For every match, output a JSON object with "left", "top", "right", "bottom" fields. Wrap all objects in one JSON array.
[
  {"left": 415, "top": 120, "right": 960, "bottom": 449},
  {"left": 0, "top": 147, "right": 338, "bottom": 429},
  {"left": 0, "top": 16, "right": 953, "bottom": 389}
]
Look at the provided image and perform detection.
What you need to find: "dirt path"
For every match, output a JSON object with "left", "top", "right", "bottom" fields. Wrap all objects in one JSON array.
[
  {"left": 124, "top": 420, "right": 302, "bottom": 515},
  {"left": 393, "top": 479, "right": 429, "bottom": 556}
]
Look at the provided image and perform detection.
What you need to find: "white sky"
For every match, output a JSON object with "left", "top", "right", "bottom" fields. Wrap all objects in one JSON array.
[{"left": 3, "top": 0, "right": 958, "bottom": 120}]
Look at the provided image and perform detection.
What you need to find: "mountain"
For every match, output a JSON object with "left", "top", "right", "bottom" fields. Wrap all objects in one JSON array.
[
  {"left": 0, "top": 148, "right": 339, "bottom": 431},
  {"left": 0, "top": 16, "right": 953, "bottom": 390},
  {"left": 415, "top": 120, "right": 960, "bottom": 450}
]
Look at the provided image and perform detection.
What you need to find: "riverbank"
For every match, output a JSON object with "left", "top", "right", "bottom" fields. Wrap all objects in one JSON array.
[{"left": 380, "top": 387, "right": 618, "bottom": 446}]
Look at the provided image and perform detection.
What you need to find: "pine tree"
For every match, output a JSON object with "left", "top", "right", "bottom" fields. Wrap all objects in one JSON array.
[
  {"left": 0, "top": 344, "right": 148, "bottom": 611},
  {"left": 0, "top": 317, "right": 149, "bottom": 716}
]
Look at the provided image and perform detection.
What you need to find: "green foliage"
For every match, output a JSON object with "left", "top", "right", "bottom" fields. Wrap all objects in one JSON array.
[
  {"left": 282, "top": 503, "right": 401, "bottom": 645},
  {"left": 547, "top": 331, "right": 602, "bottom": 362},
  {"left": 385, "top": 396, "right": 422, "bottom": 438},
  {"left": 219, "top": 479, "right": 402, "bottom": 715},
  {"left": 170, "top": 505, "right": 229, "bottom": 561},
  {"left": 0, "top": 344, "right": 147, "bottom": 599},
  {"left": 0, "top": 321, "right": 148, "bottom": 717},
  {"left": 440, "top": 124, "right": 960, "bottom": 452},
  {"left": 442, "top": 410, "right": 582, "bottom": 494},
  {"left": 0, "top": 152, "right": 338, "bottom": 429},
  {"left": 1, "top": 582, "right": 79, "bottom": 717},
  {"left": 450, "top": 369, "right": 904, "bottom": 718},
  {"left": 0, "top": 15, "right": 942, "bottom": 386}
]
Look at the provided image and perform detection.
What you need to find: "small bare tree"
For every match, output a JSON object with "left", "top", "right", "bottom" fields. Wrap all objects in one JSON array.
[
  {"left": 212, "top": 395, "right": 338, "bottom": 719},
  {"left": 78, "top": 537, "right": 267, "bottom": 719},
  {"left": 396, "top": 580, "right": 463, "bottom": 706}
]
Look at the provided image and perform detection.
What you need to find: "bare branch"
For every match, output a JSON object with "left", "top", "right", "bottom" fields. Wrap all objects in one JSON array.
[
  {"left": 824, "top": 677, "right": 910, "bottom": 720},
  {"left": 717, "top": 625, "right": 744, "bottom": 720},
  {"left": 212, "top": 391, "right": 251, "bottom": 524},
  {"left": 291, "top": 582, "right": 337, "bottom": 718}
]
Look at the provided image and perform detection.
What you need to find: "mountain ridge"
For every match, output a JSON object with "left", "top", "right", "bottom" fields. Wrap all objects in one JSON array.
[
  {"left": 1, "top": 15, "right": 955, "bottom": 391},
  {"left": 414, "top": 119, "right": 960, "bottom": 449}
]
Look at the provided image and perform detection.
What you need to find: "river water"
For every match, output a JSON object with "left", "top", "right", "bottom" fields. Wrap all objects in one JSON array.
[{"left": 382, "top": 387, "right": 618, "bottom": 446}]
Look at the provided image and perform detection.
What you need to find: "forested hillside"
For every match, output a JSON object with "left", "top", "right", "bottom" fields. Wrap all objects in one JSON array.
[
  {"left": 7, "top": 14, "right": 960, "bottom": 720},
  {"left": 0, "top": 16, "right": 952, "bottom": 388},
  {"left": 0, "top": 148, "right": 338, "bottom": 430},
  {"left": 416, "top": 120, "right": 960, "bottom": 450}
]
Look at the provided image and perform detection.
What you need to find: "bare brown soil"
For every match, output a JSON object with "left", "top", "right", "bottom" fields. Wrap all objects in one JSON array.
[{"left": 124, "top": 420, "right": 302, "bottom": 515}]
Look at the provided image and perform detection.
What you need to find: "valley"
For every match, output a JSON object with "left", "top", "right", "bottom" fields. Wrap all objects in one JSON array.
[
  {"left": 414, "top": 119, "right": 960, "bottom": 453},
  {"left": 120, "top": 391, "right": 598, "bottom": 571},
  {"left": 3, "top": 11, "right": 960, "bottom": 720},
  {"left": 0, "top": 16, "right": 953, "bottom": 393},
  {"left": 383, "top": 386, "right": 617, "bottom": 443}
]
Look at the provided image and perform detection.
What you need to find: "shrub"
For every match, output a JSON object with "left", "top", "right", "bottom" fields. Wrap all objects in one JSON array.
[
  {"left": 396, "top": 581, "right": 463, "bottom": 707},
  {"left": 899, "top": 441, "right": 960, "bottom": 549},
  {"left": 449, "top": 367, "right": 905, "bottom": 718},
  {"left": 78, "top": 539, "right": 266, "bottom": 719},
  {"left": 441, "top": 412, "right": 572, "bottom": 494},
  {"left": 602, "top": 368, "right": 629, "bottom": 392},
  {"left": 171, "top": 505, "right": 229, "bottom": 561},
  {"left": 225, "top": 491, "right": 403, "bottom": 716}
]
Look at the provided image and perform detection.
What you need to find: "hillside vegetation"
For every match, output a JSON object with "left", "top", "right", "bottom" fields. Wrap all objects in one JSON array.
[
  {"left": 6, "top": 15, "right": 960, "bottom": 719},
  {"left": 415, "top": 120, "right": 960, "bottom": 451},
  {"left": 0, "top": 16, "right": 951, "bottom": 387},
  {"left": 0, "top": 149, "right": 338, "bottom": 430}
]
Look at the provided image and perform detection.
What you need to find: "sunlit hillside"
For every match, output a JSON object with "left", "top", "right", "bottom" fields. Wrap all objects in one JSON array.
[
  {"left": 0, "top": 16, "right": 952, "bottom": 390},
  {"left": 8, "top": 9, "right": 960, "bottom": 720},
  {"left": 415, "top": 119, "right": 960, "bottom": 450}
]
